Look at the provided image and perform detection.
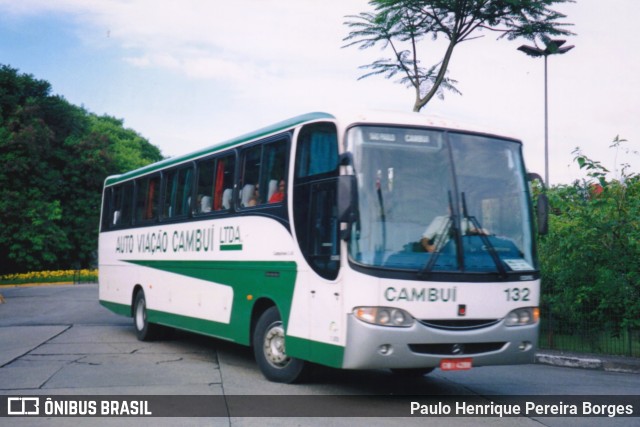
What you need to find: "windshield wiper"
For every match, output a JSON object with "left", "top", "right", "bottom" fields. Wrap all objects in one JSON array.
[
  {"left": 374, "top": 171, "right": 387, "bottom": 265},
  {"left": 419, "top": 192, "right": 460, "bottom": 277},
  {"left": 461, "top": 192, "right": 507, "bottom": 278}
]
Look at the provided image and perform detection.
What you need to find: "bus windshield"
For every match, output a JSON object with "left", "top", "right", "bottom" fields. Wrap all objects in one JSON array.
[{"left": 346, "top": 125, "right": 535, "bottom": 275}]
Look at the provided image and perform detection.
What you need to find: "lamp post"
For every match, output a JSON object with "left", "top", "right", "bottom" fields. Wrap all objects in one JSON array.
[{"left": 518, "top": 39, "right": 574, "bottom": 185}]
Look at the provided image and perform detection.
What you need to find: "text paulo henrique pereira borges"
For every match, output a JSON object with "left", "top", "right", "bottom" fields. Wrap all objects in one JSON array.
[{"left": 410, "top": 400, "right": 634, "bottom": 417}]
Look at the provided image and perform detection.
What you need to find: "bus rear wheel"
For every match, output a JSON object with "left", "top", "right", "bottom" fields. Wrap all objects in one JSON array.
[
  {"left": 253, "top": 306, "right": 308, "bottom": 383},
  {"left": 133, "top": 290, "right": 163, "bottom": 341}
]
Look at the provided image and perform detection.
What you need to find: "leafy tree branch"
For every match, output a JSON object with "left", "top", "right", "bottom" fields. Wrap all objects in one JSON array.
[{"left": 344, "top": 0, "right": 574, "bottom": 112}]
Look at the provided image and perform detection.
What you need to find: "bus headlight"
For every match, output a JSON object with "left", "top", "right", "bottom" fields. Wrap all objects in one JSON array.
[
  {"left": 504, "top": 307, "right": 539, "bottom": 326},
  {"left": 353, "top": 307, "right": 414, "bottom": 327}
]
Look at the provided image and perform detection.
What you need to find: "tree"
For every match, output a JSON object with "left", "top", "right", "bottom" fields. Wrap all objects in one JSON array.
[
  {"left": 0, "top": 67, "right": 70, "bottom": 272},
  {"left": 0, "top": 65, "right": 164, "bottom": 274},
  {"left": 343, "top": 0, "right": 574, "bottom": 112},
  {"left": 51, "top": 114, "right": 162, "bottom": 271},
  {"left": 88, "top": 114, "right": 163, "bottom": 173}
]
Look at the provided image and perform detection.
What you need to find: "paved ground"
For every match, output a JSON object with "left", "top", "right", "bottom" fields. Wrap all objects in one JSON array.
[{"left": 0, "top": 284, "right": 638, "bottom": 426}]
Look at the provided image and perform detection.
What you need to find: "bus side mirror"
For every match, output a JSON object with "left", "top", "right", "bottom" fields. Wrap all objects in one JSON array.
[
  {"left": 528, "top": 172, "right": 549, "bottom": 235},
  {"left": 536, "top": 193, "right": 549, "bottom": 235},
  {"left": 337, "top": 175, "right": 357, "bottom": 241}
]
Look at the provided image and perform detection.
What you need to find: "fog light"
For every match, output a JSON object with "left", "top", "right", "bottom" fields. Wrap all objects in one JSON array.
[
  {"left": 518, "top": 341, "right": 532, "bottom": 351},
  {"left": 378, "top": 344, "right": 393, "bottom": 355}
]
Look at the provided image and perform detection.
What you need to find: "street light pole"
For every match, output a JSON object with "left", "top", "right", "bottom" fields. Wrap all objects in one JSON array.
[
  {"left": 518, "top": 39, "right": 574, "bottom": 185},
  {"left": 543, "top": 54, "right": 548, "bottom": 186}
]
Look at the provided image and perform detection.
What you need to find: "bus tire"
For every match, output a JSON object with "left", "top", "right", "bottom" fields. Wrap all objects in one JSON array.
[
  {"left": 253, "top": 306, "right": 308, "bottom": 383},
  {"left": 391, "top": 367, "right": 435, "bottom": 377},
  {"left": 133, "top": 290, "right": 163, "bottom": 341}
]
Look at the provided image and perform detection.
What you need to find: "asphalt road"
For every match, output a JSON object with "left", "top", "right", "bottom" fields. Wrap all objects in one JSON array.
[{"left": 0, "top": 284, "right": 639, "bottom": 426}]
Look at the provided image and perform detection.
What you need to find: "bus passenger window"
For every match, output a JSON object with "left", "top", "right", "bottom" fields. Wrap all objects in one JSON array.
[
  {"left": 195, "top": 159, "right": 216, "bottom": 214},
  {"left": 296, "top": 126, "right": 338, "bottom": 179},
  {"left": 135, "top": 175, "right": 160, "bottom": 222},
  {"left": 162, "top": 166, "right": 193, "bottom": 219},
  {"left": 240, "top": 146, "right": 262, "bottom": 207},
  {"left": 112, "top": 182, "right": 133, "bottom": 227},
  {"left": 101, "top": 187, "right": 116, "bottom": 230},
  {"left": 194, "top": 155, "right": 235, "bottom": 213},
  {"left": 213, "top": 155, "right": 235, "bottom": 210},
  {"left": 263, "top": 140, "right": 287, "bottom": 204}
]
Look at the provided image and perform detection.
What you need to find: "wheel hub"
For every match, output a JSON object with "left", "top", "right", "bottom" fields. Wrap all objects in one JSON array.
[{"left": 264, "top": 322, "right": 289, "bottom": 367}]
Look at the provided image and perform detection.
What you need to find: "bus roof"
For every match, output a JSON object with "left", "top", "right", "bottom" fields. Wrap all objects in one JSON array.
[
  {"left": 104, "top": 112, "right": 334, "bottom": 186},
  {"left": 104, "top": 110, "right": 519, "bottom": 187},
  {"left": 335, "top": 109, "right": 516, "bottom": 138}
]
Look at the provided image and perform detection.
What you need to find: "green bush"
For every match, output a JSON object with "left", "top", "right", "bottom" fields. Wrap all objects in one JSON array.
[{"left": 538, "top": 138, "right": 640, "bottom": 349}]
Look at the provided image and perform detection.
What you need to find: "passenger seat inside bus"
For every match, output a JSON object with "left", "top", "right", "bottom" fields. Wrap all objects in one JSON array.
[
  {"left": 267, "top": 179, "right": 278, "bottom": 202},
  {"left": 200, "top": 196, "right": 212, "bottom": 213},
  {"left": 241, "top": 184, "right": 255, "bottom": 207},
  {"left": 222, "top": 189, "right": 232, "bottom": 210}
]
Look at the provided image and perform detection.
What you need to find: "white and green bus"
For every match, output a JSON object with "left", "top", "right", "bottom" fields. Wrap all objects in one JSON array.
[{"left": 99, "top": 111, "right": 546, "bottom": 383}]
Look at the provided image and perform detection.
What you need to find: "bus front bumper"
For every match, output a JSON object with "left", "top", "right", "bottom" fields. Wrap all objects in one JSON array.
[{"left": 342, "top": 315, "right": 538, "bottom": 370}]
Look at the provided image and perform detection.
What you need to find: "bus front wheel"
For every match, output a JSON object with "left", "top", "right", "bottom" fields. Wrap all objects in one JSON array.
[
  {"left": 253, "top": 306, "right": 308, "bottom": 383},
  {"left": 133, "top": 290, "right": 163, "bottom": 341}
]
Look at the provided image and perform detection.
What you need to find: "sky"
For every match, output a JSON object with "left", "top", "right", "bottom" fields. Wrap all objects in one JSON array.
[{"left": 0, "top": 0, "right": 638, "bottom": 185}]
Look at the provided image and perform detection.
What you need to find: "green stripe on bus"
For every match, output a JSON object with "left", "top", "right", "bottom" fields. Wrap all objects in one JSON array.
[
  {"left": 101, "top": 293, "right": 345, "bottom": 368},
  {"left": 100, "top": 300, "right": 130, "bottom": 317},
  {"left": 148, "top": 308, "right": 237, "bottom": 342},
  {"left": 286, "top": 336, "right": 345, "bottom": 368},
  {"left": 123, "top": 259, "right": 297, "bottom": 345}
]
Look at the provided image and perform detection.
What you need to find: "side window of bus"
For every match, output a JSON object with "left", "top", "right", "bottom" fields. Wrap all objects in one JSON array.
[
  {"left": 135, "top": 175, "right": 160, "bottom": 223},
  {"left": 239, "top": 139, "right": 288, "bottom": 208},
  {"left": 196, "top": 158, "right": 216, "bottom": 214},
  {"left": 111, "top": 182, "right": 133, "bottom": 227},
  {"left": 239, "top": 145, "right": 262, "bottom": 207},
  {"left": 195, "top": 154, "right": 235, "bottom": 214},
  {"left": 263, "top": 140, "right": 287, "bottom": 204},
  {"left": 101, "top": 188, "right": 112, "bottom": 231},
  {"left": 214, "top": 155, "right": 235, "bottom": 211},
  {"left": 293, "top": 123, "right": 340, "bottom": 280},
  {"left": 295, "top": 124, "right": 339, "bottom": 179},
  {"left": 163, "top": 166, "right": 193, "bottom": 219}
]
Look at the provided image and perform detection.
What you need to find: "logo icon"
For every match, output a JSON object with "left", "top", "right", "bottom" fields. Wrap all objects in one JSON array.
[
  {"left": 7, "top": 397, "right": 40, "bottom": 415},
  {"left": 451, "top": 344, "right": 465, "bottom": 355}
]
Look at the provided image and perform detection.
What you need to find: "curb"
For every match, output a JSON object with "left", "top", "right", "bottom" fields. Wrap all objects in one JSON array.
[
  {"left": 536, "top": 351, "right": 640, "bottom": 374},
  {"left": 0, "top": 281, "right": 76, "bottom": 288}
]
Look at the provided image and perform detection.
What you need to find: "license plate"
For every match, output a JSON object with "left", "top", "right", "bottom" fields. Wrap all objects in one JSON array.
[{"left": 440, "top": 358, "right": 473, "bottom": 371}]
